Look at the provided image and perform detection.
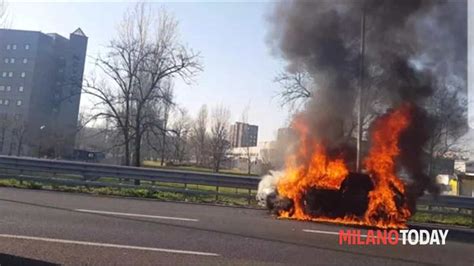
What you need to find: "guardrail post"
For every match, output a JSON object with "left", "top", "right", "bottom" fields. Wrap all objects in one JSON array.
[
  {"left": 215, "top": 186, "right": 219, "bottom": 201},
  {"left": 248, "top": 189, "right": 251, "bottom": 205},
  {"left": 184, "top": 182, "right": 188, "bottom": 201},
  {"left": 471, "top": 208, "right": 473, "bottom": 227}
]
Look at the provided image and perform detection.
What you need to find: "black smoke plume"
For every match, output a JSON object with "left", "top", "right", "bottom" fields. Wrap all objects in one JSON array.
[{"left": 267, "top": 0, "right": 466, "bottom": 205}]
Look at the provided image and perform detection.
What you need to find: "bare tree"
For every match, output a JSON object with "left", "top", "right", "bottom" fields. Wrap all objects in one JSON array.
[
  {"left": 0, "top": 0, "right": 8, "bottom": 28},
  {"left": 84, "top": 2, "right": 201, "bottom": 168},
  {"left": 0, "top": 114, "right": 10, "bottom": 154},
  {"left": 191, "top": 105, "right": 208, "bottom": 166},
  {"left": 10, "top": 120, "right": 27, "bottom": 156},
  {"left": 170, "top": 107, "right": 191, "bottom": 163},
  {"left": 156, "top": 85, "right": 173, "bottom": 166},
  {"left": 142, "top": 85, "right": 174, "bottom": 166},
  {"left": 74, "top": 111, "right": 102, "bottom": 151},
  {"left": 75, "top": 112, "right": 115, "bottom": 155},
  {"left": 274, "top": 70, "right": 313, "bottom": 111},
  {"left": 276, "top": 66, "right": 385, "bottom": 143},
  {"left": 0, "top": 114, "right": 29, "bottom": 157},
  {"left": 424, "top": 83, "right": 468, "bottom": 174},
  {"left": 210, "top": 105, "right": 231, "bottom": 172},
  {"left": 158, "top": 101, "right": 171, "bottom": 166}
]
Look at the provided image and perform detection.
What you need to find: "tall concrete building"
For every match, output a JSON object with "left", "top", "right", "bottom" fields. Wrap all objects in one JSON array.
[
  {"left": 229, "top": 122, "right": 258, "bottom": 148},
  {"left": 0, "top": 28, "right": 87, "bottom": 157}
]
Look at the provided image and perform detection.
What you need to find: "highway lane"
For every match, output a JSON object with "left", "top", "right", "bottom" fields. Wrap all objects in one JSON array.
[{"left": 0, "top": 187, "right": 472, "bottom": 265}]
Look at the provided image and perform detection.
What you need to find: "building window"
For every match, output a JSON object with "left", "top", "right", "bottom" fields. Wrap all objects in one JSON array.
[
  {"left": 9, "top": 58, "right": 14, "bottom": 64},
  {"left": 16, "top": 100, "right": 22, "bottom": 106},
  {"left": 0, "top": 86, "right": 4, "bottom": 91},
  {"left": 24, "top": 44, "right": 30, "bottom": 50},
  {"left": 20, "top": 72, "right": 25, "bottom": 78},
  {"left": 6, "top": 45, "right": 10, "bottom": 50},
  {"left": 18, "top": 86, "right": 24, "bottom": 92},
  {"left": 1, "top": 72, "right": 6, "bottom": 77},
  {"left": 12, "top": 44, "right": 17, "bottom": 50},
  {"left": 4, "top": 99, "right": 9, "bottom": 105},
  {"left": 23, "top": 58, "right": 28, "bottom": 64},
  {"left": 0, "top": 99, "right": 3, "bottom": 105},
  {"left": 6, "top": 86, "right": 10, "bottom": 92},
  {"left": 8, "top": 72, "right": 13, "bottom": 77},
  {"left": 3, "top": 58, "right": 8, "bottom": 64}
]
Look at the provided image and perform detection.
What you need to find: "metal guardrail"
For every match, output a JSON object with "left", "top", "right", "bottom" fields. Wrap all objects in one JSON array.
[
  {"left": 418, "top": 195, "right": 474, "bottom": 210},
  {"left": 417, "top": 195, "right": 474, "bottom": 224},
  {"left": 0, "top": 155, "right": 260, "bottom": 203},
  {"left": 0, "top": 155, "right": 472, "bottom": 216}
]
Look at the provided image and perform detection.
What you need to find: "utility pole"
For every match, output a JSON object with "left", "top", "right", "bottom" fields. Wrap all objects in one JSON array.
[{"left": 356, "top": 3, "right": 366, "bottom": 172}]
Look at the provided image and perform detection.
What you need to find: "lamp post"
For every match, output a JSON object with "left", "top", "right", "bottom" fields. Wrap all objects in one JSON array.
[{"left": 356, "top": 3, "right": 366, "bottom": 172}]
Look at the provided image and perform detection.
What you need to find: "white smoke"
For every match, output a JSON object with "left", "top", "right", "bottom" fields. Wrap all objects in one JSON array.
[{"left": 256, "top": 170, "right": 284, "bottom": 207}]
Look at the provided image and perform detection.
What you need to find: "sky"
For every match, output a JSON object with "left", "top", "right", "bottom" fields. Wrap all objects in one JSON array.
[
  {"left": 6, "top": 0, "right": 291, "bottom": 142},
  {"left": 6, "top": 1, "right": 473, "bottom": 141}
]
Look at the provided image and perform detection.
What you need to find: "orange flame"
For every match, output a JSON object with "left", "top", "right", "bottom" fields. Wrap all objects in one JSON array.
[
  {"left": 363, "top": 103, "right": 412, "bottom": 227},
  {"left": 276, "top": 104, "right": 412, "bottom": 229}
]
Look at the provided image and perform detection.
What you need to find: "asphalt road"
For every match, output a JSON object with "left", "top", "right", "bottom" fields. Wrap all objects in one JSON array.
[{"left": 0, "top": 187, "right": 471, "bottom": 265}]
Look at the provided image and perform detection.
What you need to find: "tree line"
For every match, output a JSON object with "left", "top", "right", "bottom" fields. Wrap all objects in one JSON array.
[
  {"left": 80, "top": 3, "right": 236, "bottom": 173},
  {"left": 78, "top": 103, "right": 233, "bottom": 173}
]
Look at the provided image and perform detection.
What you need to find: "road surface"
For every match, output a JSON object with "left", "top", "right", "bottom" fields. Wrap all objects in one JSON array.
[{"left": 0, "top": 187, "right": 471, "bottom": 265}]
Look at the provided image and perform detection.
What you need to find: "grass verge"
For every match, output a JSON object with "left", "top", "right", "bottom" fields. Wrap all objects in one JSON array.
[
  {"left": 0, "top": 178, "right": 259, "bottom": 207},
  {"left": 410, "top": 211, "right": 473, "bottom": 227}
]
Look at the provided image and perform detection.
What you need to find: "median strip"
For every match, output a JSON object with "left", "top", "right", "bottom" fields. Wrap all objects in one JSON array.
[
  {"left": 0, "top": 234, "right": 219, "bottom": 256},
  {"left": 75, "top": 209, "right": 199, "bottom": 222}
]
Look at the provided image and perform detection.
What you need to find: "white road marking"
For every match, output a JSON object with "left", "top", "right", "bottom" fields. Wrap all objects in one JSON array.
[
  {"left": 303, "top": 229, "right": 402, "bottom": 240},
  {"left": 0, "top": 234, "right": 219, "bottom": 256},
  {"left": 75, "top": 209, "right": 199, "bottom": 222},
  {"left": 303, "top": 229, "right": 340, "bottom": 236}
]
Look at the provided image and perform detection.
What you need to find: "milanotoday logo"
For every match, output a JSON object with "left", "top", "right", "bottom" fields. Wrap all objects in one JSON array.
[{"left": 339, "top": 229, "right": 449, "bottom": 246}]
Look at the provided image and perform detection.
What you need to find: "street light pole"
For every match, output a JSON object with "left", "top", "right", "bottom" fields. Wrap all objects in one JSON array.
[{"left": 356, "top": 3, "right": 366, "bottom": 172}]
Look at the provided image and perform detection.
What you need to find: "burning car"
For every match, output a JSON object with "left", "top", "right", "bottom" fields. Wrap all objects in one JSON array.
[{"left": 258, "top": 104, "right": 417, "bottom": 229}]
